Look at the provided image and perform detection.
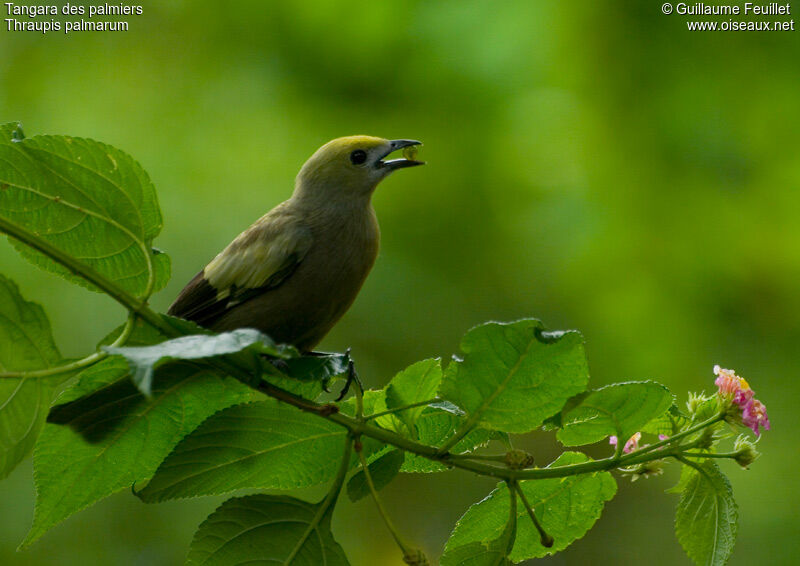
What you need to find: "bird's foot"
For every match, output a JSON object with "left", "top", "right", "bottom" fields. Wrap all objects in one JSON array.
[{"left": 336, "top": 357, "right": 362, "bottom": 402}]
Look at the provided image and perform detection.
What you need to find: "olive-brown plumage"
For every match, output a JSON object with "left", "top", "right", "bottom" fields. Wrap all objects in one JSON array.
[{"left": 168, "top": 136, "right": 423, "bottom": 351}]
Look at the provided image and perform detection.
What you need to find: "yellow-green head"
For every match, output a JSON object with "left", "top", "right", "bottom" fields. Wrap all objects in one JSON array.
[{"left": 295, "top": 136, "right": 423, "bottom": 201}]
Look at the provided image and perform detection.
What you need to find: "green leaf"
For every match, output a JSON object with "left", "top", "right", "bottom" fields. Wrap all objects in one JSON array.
[
  {"left": 187, "top": 494, "right": 350, "bottom": 566},
  {"left": 443, "top": 453, "right": 617, "bottom": 561},
  {"left": 643, "top": 404, "right": 688, "bottom": 437},
  {"left": 668, "top": 461, "right": 698, "bottom": 495},
  {"left": 0, "top": 275, "right": 63, "bottom": 479},
  {"left": 402, "top": 408, "right": 497, "bottom": 473},
  {"left": 342, "top": 368, "right": 456, "bottom": 466},
  {"left": 439, "top": 319, "right": 589, "bottom": 434},
  {"left": 338, "top": 388, "right": 395, "bottom": 432},
  {"left": 265, "top": 351, "right": 351, "bottom": 399},
  {"left": 137, "top": 400, "right": 348, "bottom": 502},
  {"left": 441, "top": 485, "right": 516, "bottom": 566},
  {"left": 23, "top": 360, "right": 252, "bottom": 548},
  {"left": 694, "top": 395, "right": 721, "bottom": 422},
  {"left": 336, "top": 393, "right": 392, "bottom": 462},
  {"left": 556, "top": 381, "right": 673, "bottom": 446},
  {"left": 47, "top": 316, "right": 217, "bottom": 423},
  {"left": 0, "top": 121, "right": 24, "bottom": 143},
  {"left": 45, "top": 356, "right": 134, "bottom": 430},
  {"left": 280, "top": 351, "right": 351, "bottom": 383},
  {"left": 0, "top": 129, "right": 168, "bottom": 297},
  {"left": 105, "top": 328, "right": 288, "bottom": 397},
  {"left": 347, "top": 449, "right": 404, "bottom": 502},
  {"left": 262, "top": 372, "right": 324, "bottom": 400},
  {"left": 440, "top": 541, "right": 514, "bottom": 566},
  {"left": 675, "top": 461, "right": 738, "bottom": 566},
  {"left": 105, "top": 329, "right": 348, "bottom": 398},
  {"left": 385, "top": 358, "right": 442, "bottom": 434}
]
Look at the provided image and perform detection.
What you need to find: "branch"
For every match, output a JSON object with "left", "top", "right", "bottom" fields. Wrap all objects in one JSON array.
[
  {"left": 1, "top": 212, "right": 729, "bottom": 484},
  {"left": 0, "top": 215, "right": 176, "bottom": 337},
  {"left": 0, "top": 312, "right": 136, "bottom": 379},
  {"left": 681, "top": 451, "right": 739, "bottom": 459}
]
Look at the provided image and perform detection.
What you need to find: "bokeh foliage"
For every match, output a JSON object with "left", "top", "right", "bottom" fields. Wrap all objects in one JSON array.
[{"left": 0, "top": 1, "right": 797, "bottom": 564}]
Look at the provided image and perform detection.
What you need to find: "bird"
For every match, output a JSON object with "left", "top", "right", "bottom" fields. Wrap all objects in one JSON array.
[{"left": 167, "top": 136, "right": 424, "bottom": 352}]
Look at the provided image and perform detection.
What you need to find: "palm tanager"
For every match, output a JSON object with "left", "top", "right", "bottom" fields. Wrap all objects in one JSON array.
[{"left": 168, "top": 136, "right": 424, "bottom": 351}]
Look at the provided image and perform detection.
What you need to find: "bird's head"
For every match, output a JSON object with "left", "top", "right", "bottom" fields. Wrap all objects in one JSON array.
[{"left": 295, "top": 136, "right": 424, "bottom": 202}]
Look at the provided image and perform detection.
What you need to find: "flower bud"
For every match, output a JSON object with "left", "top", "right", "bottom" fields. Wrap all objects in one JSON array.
[
  {"left": 621, "top": 460, "right": 665, "bottom": 481},
  {"left": 403, "top": 549, "right": 430, "bottom": 565},
  {"left": 695, "top": 425, "right": 717, "bottom": 450},
  {"left": 733, "top": 435, "right": 760, "bottom": 468},
  {"left": 504, "top": 449, "right": 535, "bottom": 470},
  {"left": 686, "top": 392, "right": 709, "bottom": 415}
]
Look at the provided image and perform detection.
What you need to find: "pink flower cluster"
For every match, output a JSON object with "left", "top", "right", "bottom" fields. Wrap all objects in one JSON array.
[
  {"left": 609, "top": 432, "right": 641, "bottom": 453},
  {"left": 609, "top": 432, "right": 669, "bottom": 454},
  {"left": 714, "top": 365, "right": 770, "bottom": 436}
]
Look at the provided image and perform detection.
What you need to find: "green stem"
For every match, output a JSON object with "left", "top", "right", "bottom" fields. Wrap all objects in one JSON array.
[
  {"left": 0, "top": 216, "right": 176, "bottom": 337},
  {"left": 0, "top": 212, "right": 332, "bottom": 420},
  {"left": 616, "top": 413, "right": 725, "bottom": 463},
  {"left": 356, "top": 437, "right": 415, "bottom": 558},
  {"left": 500, "top": 479, "right": 518, "bottom": 556},
  {"left": 437, "top": 423, "right": 472, "bottom": 455},
  {"left": 1, "top": 212, "right": 730, "bottom": 485},
  {"left": 613, "top": 433, "right": 624, "bottom": 459},
  {"left": 675, "top": 454, "right": 707, "bottom": 476},
  {"left": 353, "top": 362, "right": 364, "bottom": 420},
  {"left": 682, "top": 451, "right": 739, "bottom": 459},
  {"left": 0, "top": 352, "right": 104, "bottom": 379},
  {"left": 1, "top": 164, "right": 157, "bottom": 299},
  {"left": 0, "top": 312, "right": 136, "bottom": 379},
  {"left": 1, "top": 217, "right": 143, "bottom": 316},
  {"left": 512, "top": 480, "right": 553, "bottom": 548},
  {"left": 283, "top": 436, "right": 353, "bottom": 566},
  {"left": 363, "top": 398, "right": 440, "bottom": 421},
  {"left": 505, "top": 482, "right": 517, "bottom": 558},
  {"left": 446, "top": 453, "right": 508, "bottom": 463},
  {"left": 316, "top": 409, "right": 727, "bottom": 481}
]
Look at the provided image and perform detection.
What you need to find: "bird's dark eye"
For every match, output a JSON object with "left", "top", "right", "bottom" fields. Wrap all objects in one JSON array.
[{"left": 349, "top": 149, "right": 367, "bottom": 165}]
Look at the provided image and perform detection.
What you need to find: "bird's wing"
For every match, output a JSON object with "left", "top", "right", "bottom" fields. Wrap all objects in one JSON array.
[{"left": 168, "top": 206, "right": 313, "bottom": 327}]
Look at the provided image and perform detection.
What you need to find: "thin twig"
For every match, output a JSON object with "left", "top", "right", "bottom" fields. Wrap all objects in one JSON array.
[
  {"left": 445, "top": 453, "right": 508, "bottom": 463},
  {"left": 356, "top": 437, "right": 415, "bottom": 559},
  {"left": 512, "top": 481, "right": 554, "bottom": 548},
  {"left": 681, "top": 451, "right": 739, "bottom": 459},
  {"left": 363, "top": 398, "right": 440, "bottom": 421},
  {"left": 0, "top": 212, "right": 729, "bottom": 484},
  {"left": 283, "top": 437, "right": 353, "bottom": 565}
]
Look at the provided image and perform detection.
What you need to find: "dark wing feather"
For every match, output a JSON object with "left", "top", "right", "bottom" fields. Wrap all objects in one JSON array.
[
  {"left": 167, "top": 252, "right": 303, "bottom": 329},
  {"left": 167, "top": 270, "right": 229, "bottom": 327},
  {"left": 168, "top": 204, "right": 312, "bottom": 329}
]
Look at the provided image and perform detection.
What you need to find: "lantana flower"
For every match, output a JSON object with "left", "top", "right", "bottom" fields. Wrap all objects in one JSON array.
[
  {"left": 610, "top": 432, "right": 641, "bottom": 453},
  {"left": 742, "top": 399, "right": 770, "bottom": 436},
  {"left": 714, "top": 365, "right": 770, "bottom": 436},
  {"left": 714, "top": 365, "right": 752, "bottom": 405},
  {"left": 733, "top": 435, "right": 760, "bottom": 468}
]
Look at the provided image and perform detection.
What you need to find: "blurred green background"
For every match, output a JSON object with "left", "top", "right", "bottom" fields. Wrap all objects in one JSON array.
[{"left": 1, "top": 1, "right": 798, "bottom": 564}]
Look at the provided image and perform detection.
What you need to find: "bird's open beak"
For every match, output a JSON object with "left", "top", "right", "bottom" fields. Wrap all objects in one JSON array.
[{"left": 378, "top": 139, "right": 425, "bottom": 170}]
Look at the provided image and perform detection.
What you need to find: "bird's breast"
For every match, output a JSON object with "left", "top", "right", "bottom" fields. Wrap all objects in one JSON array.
[
  {"left": 303, "top": 206, "right": 380, "bottom": 307},
  {"left": 209, "top": 202, "right": 381, "bottom": 350},
  {"left": 260, "top": 206, "right": 379, "bottom": 349}
]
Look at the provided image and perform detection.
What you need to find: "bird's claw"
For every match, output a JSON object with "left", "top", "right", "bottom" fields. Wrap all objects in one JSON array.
[{"left": 336, "top": 359, "right": 362, "bottom": 402}]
